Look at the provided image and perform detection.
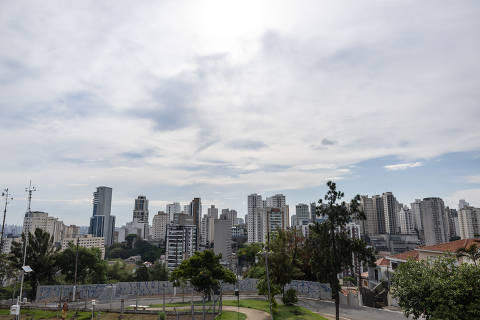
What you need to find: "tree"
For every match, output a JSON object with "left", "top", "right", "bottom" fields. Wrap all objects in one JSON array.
[
  {"left": 307, "top": 181, "right": 375, "bottom": 320},
  {"left": 135, "top": 264, "right": 151, "bottom": 281},
  {"left": 150, "top": 262, "right": 168, "bottom": 281},
  {"left": 456, "top": 243, "right": 480, "bottom": 266},
  {"left": 170, "top": 250, "right": 236, "bottom": 301},
  {"left": 107, "top": 260, "right": 133, "bottom": 282},
  {"left": 55, "top": 243, "right": 107, "bottom": 284},
  {"left": 268, "top": 230, "right": 303, "bottom": 301},
  {"left": 238, "top": 242, "right": 262, "bottom": 271},
  {"left": 391, "top": 255, "right": 480, "bottom": 320},
  {"left": 10, "top": 228, "right": 58, "bottom": 299}
]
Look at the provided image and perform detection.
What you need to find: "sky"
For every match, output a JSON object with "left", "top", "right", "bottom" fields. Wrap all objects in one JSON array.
[{"left": 1, "top": 1, "right": 479, "bottom": 226}]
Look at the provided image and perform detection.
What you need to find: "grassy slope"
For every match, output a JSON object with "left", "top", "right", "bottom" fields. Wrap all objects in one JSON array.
[
  {"left": 215, "top": 310, "right": 247, "bottom": 320},
  {"left": 222, "top": 300, "right": 328, "bottom": 320}
]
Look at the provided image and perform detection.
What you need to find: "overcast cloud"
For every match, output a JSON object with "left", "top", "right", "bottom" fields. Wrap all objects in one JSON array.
[{"left": 1, "top": 1, "right": 479, "bottom": 225}]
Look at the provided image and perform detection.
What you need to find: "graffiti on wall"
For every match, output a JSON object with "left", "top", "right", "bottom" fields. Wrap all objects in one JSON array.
[{"left": 36, "top": 279, "right": 331, "bottom": 302}]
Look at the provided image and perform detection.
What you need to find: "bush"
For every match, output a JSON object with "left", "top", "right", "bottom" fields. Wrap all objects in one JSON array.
[
  {"left": 282, "top": 288, "right": 298, "bottom": 306},
  {"left": 158, "top": 311, "right": 166, "bottom": 320}
]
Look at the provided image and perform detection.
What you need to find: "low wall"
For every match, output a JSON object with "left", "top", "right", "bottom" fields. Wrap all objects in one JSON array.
[{"left": 36, "top": 279, "right": 332, "bottom": 303}]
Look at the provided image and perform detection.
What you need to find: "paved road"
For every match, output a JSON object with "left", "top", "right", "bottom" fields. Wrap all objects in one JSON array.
[
  {"left": 223, "top": 306, "right": 269, "bottom": 320},
  {"left": 298, "top": 299, "right": 412, "bottom": 320}
]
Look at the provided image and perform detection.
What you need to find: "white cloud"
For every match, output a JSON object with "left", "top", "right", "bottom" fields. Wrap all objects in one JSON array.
[
  {"left": 464, "top": 175, "right": 480, "bottom": 183},
  {"left": 444, "top": 189, "right": 480, "bottom": 208},
  {"left": 0, "top": 1, "right": 479, "bottom": 224},
  {"left": 384, "top": 162, "right": 423, "bottom": 171}
]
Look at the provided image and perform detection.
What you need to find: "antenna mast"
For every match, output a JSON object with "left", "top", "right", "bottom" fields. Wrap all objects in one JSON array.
[{"left": 1, "top": 188, "right": 13, "bottom": 253}]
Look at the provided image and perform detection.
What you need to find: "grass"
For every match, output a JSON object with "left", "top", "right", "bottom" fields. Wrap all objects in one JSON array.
[
  {"left": 215, "top": 310, "right": 246, "bottom": 320},
  {"left": 0, "top": 309, "right": 94, "bottom": 320},
  {"left": 222, "top": 299, "right": 328, "bottom": 320}
]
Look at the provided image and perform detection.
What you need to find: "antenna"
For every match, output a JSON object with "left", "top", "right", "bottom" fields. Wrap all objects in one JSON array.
[
  {"left": 25, "top": 180, "right": 37, "bottom": 213},
  {"left": 1, "top": 188, "right": 14, "bottom": 252}
]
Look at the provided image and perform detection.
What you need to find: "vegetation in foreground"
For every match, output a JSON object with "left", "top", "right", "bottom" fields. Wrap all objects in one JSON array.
[
  {"left": 392, "top": 255, "right": 480, "bottom": 320},
  {"left": 215, "top": 310, "right": 246, "bottom": 320}
]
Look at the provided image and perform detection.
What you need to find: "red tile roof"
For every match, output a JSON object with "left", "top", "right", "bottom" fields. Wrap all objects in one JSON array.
[
  {"left": 375, "top": 257, "right": 390, "bottom": 266},
  {"left": 418, "top": 238, "right": 480, "bottom": 253},
  {"left": 389, "top": 250, "right": 419, "bottom": 262}
]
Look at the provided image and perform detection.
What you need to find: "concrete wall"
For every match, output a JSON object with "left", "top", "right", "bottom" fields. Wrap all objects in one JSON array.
[{"left": 36, "top": 279, "right": 336, "bottom": 304}]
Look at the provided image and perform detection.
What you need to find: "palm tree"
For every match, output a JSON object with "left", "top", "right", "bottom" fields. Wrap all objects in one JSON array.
[{"left": 456, "top": 243, "right": 480, "bottom": 266}]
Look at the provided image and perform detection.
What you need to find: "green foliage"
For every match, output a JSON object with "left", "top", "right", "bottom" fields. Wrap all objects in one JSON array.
[
  {"left": 257, "top": 275, "right": 281, "bottom": 305},
  {"left": 106, "top": 239, "right": 164, "bottom": 262},
  {"left": 307, "top": 181, "right": 376, "bottom": 319},
  {"left": 0, "top": 252, "right": 15, "bottom": 284},
  {"left": 456, "top": 242, "right": 480, "bottom": 266},
  {"left": 244, "top": 265, "right": 265, "bottom": 278},
  {"left": 150, "top": 262, "right": 169, "bottom": 281},
  {"left": 282, "top": 288, "right": 298, "bottom": 306},
  {"left": 238, "top": 242, "right": 262, "bottom": 270},
  {"left": 55, "top": 242, "right": 107, "bottom": 284},
  {"left": 391, "top": 255, "right": 480, "bottom": 320},
  {"left": 158, "top": 311, "right": 166, "bottom": 320},
  {"left": 106, "top": 260, "right": 133, "bottom": 282},
  {"left": 170, "top": 250, "right": 236, "bottom": 299},
  {"left": 10, "top": 228, "right": 59, "bottom": 299}
]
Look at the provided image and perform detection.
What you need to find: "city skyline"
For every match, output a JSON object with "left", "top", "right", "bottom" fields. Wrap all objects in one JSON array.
[{"left": 1, "top": 1, "right": 479, "bottom": 225}]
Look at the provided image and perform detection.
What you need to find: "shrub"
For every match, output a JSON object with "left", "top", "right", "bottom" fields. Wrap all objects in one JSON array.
[{"left": 282, "top": 288, "right": 298, "bottom": 306}]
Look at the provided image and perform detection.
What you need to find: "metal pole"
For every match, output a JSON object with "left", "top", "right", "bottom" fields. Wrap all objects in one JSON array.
[
  {"left": 1, "top": 188, "right": 13, "bottom": 252},
  {"left": 163, "top": 284, "right": 165, "bottom": 313},
  {"left": 73, "top": 237, "right": 79, "bottom": 302},
  {"left": 18, "top": 181, "right": 36, "bottom": 315},
  {"left": 265, "top": 230, "right": 273, "bottom": 320}
]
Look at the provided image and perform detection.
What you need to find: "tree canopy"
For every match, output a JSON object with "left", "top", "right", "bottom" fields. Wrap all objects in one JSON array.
[
  {"left": 392, "top": 255, "right": 480, "bottom": 320},
  {"left": 170, "top": 250, "right": 236, "bottom": 300},
  {"left": 307, "top": 181, "right": 375, "bottom": 320}
]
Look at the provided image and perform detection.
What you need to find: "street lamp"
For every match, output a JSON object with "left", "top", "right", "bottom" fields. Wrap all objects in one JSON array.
[{"left": 13, "top": 266, "right": 33, "bottom": 320}]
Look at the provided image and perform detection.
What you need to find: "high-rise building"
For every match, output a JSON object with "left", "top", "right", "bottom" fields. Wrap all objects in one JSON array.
[
  {"left": 420, "top": 198, "right": 448, "bottom": 246},
  {"left": 310, "top": 202, "right": 317, "bottom": 222},
  {"left": 166, "top": 202, "right": 182, "bottom": 222},
  {"left": 445, "top": 207, "right": 459, "bottom": 240},
  {"left": 152, "top": 211, "right": 169, "bottom": 241},
  {"left": 221, "top": 209, "right": 237, "bottom": 227},
  {"left": 64, "top": 225, "right": 80, "bottom": 239},
  {"left": 89, "top": 186, "right": 115, "bottom": 247},
  {"left": 165, "top": 224, "right": 197, "bottom": 269},
  {"left": 382, "top": 192, "right": 399, "bottom": 234},
  {"left": 359, "top": 196, "right": 377, "bottom": 235},
  {"left": 132, "top": 195, "right": 149, "bottom": 238},
  {"left": 208, "top": 205, "right": 219, "bottom": 219},
  {"left": 399, "top": 206, "right": 415, "bottom": 234},
  {"left": 458, "top": 206, "right": 480, "bottom": 239},
  {"left": 133, "top": 196, "right": 149, "bottom": 223},
  {"left": 250, "top": 207, "right": 288, "bottom": 244},
  {"left": 295, "top": 204, "right": 310, "bottom": 226},
  {"left": 459, "top": 199, "right": 470, "bottom": 210},
  {"left": 266, "top": 194, "right": 286, "bottom": 208},
  {"left": 410, "top": 199, "right": 422, "bottom": 232},
  {"left": 247, "top": 194, "right": 263, "bottom": 243},
  {"left": 214, "top": 216, "right": 232, "bottom": 264},
  {"left": 23, "top": 211, "right": 64, "bottom": 243},
  {"left": 191, "top": 198, "right": 202, "bottom": 238},
  {"left": 372, "top": 195, "right": 386, "bottom": 234}
]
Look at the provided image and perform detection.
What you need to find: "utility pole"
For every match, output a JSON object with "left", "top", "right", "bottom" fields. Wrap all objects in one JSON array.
[
  {"left": 1, "top": 188, "right": 13, "bottom": 252},
  {"left": 265, "top": 229, "right": 273, "bottom": 320},
  {"left": 17, "top": 181, "right": 36, "bottom": 318},
  {"left": 73, "top": 236, "right": 80, "bottom": 302}
]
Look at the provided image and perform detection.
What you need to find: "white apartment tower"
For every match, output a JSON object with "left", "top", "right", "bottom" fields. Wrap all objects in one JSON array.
[
  {"left": 152, "top": 211, "right": 169, "bottom": 241},
  {"left": 166, "top": 202, "right": 182, "bottom": 222},
  {"left": 458, "top": 206, "right": 480, "bottom": 239},
  {"left": 266, "top": 194, "right": 286, "bottom": 208},
  {"left": 247, "top": 194, "right": 263, "bottom": 243},
  {"left": 420, "top": 197, "right": 449, "bottom": 246}
]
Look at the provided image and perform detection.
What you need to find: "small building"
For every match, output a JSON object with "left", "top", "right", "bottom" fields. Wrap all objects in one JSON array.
[{"left": 62, "top": 234, "right": 105, "bottom": 259}]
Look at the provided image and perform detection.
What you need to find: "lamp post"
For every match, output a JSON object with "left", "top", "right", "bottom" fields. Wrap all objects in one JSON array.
[{"left": 72, "top": 236, "right": 80, "bottom": 302}]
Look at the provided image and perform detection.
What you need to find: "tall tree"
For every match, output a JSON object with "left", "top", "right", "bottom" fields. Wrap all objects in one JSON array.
[
  {"left": 456, "top": 243, "right": 480, "bottom": 266},
  {"left": 307, "top": 181, "right": 375, "bottom": 320},
  {"left": 10, "top": 228, "right": 58, "bottom": 299},
  {"left": 392, "top": 255, "right": 480, "bottom": 320},
  {"left": 150, "top": 262, "right": 169, "bottom": 281},
  {"left": 55, "top": 243, "right": 106, "bottom": 284},
  {"left": 170, "top": 250, "right": 236, "bottom": 301}
]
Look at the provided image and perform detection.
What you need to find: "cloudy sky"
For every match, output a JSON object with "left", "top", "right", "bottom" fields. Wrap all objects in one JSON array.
[{"left": 1, "top": 1, "right": 479, "bottom": 226}]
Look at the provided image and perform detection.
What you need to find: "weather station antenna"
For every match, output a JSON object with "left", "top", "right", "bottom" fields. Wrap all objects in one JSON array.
[
  {"left": 16, "top": 181, "right": 37, "bottom": 319},
  {"left": 1, "top": 188, "right": 14, "bottom": 252}
]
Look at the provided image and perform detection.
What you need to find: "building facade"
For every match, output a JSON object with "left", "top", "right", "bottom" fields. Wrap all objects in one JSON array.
[
  {"left": 89, "top": 186, "right": 115, "bottom": 247},
  {"left": 61, "top": 234, "right": 105, "bottom": 259},
  {"left": 151, "top": 211, "right": 169, "bottom": 241}
]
